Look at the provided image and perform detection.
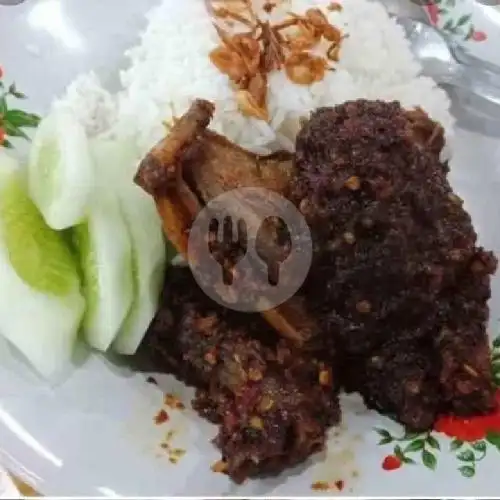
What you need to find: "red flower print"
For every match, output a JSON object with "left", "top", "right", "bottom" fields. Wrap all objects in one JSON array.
[
  {"left": 382, "top": 455, "right": 402, "bottom": 471},
  {"left": 471, "top": 30, "right": 487, "bottom": 42},
  {"left": 0, "top": 128, "right": 5, "bottom": 145},
  {"left": 434, "top": 390, "right": 500, "bottom": 441},
  {"left": 425, "top": 2, "right": 440, "bottom": 26}
]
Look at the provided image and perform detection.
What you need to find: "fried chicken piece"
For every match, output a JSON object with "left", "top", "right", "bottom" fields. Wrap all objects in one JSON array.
[
  {"left": 292, "top": 100, "right": 497, "bottom": 429},
  {"left": 134, "top": 99, "right": 318, "bottom": 348},
  {"left": 341, "top": 339, "right": 440, "bottom": 430},
  {"left": 136, "top": 98, "right": 497, "bottom": 435},
  {"left": 435, "top": 248, "right": 497, "bottom": 416},
  {"left": 135, "top": 267, "right": 340, "bottom": 483},
  {"left": 134, "top": 100, "right": 213, "bottom": 256},
  {"left": 181, "top": 133, "right": 294, "bottom": 200},
  {"left": 136, "top": 100, "right": 216, "bottom": 197},
  {"left": 340, "top": 249, "right": 496, "bottom": 430},
  {"left": 134, "top": 99, "right": 293, "bottom": 237}
]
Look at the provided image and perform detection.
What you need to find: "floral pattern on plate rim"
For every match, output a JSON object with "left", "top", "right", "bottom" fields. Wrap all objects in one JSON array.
[
  {"left": 377, "top": 334, "right": 500, "bottom": 478},
  {"left": 412, "top": 0, "right": 488, "bottom": 41},
  {"left": 0, "top": 65, "right": 40, "bottom": 149}
]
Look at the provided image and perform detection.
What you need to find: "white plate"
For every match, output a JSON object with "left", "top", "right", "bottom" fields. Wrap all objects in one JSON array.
[
  {"left": 1, "top": 0, "right": 500, "bottom": 496},
  {"left": 421, "top": 0, "right": 500, "bottom": 68}
]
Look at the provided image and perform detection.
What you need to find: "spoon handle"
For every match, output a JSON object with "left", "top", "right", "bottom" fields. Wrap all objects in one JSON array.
[{"left": 450, "top": 64, "right": 500, "bottom": 107}]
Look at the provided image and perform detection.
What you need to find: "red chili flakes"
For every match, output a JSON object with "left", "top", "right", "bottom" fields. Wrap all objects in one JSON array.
[
  {"left": 345, "top": 175, "right": 361, "bottom": 191},
  {"left": 211, "top": 460, "right": 229, "bottom": 474},
  {"left": 311, "top": 481, "right": 330, "bottom": 491},
  {"left": 160, "top": 430, "right": 186, "bottom": 465},
  {"left": 171, "top": 448, "right": 186, "bottom": 458},
  {"left": 154, "top": 409, "right": 170, "bottom": 425},
  {"left": 319, "top": 367, "right": 333, "bottom": 386},
  {"left": 312, "top": 480, "right": 347, "bottom": 491},
  {"left": 168, "top": 448, "right": 186, "bottom": 465},
  {"left": 160, "top": 430, "right": 176, "bottom": 450},
  {"left": 164, "top": 393, "right": 185, "bottom": 410}
]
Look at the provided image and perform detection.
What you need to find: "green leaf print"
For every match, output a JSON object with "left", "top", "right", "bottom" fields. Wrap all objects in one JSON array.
[
  {"left": 459, "top": 465, "right": 475, "bottom": 478},
  {"left": 404, "top": 440, "right": 425, "bottom": 453},
  {"left": 422, "top": 449, "right": 437, "bottom": 471},
  {"left": 457, "top": 450, "right": 475, "bottom": 462},
  {"left": 427, "top": 435, "right": 441, "bottom": 450},
  {"left": 450, "top": 439, "right": 464, "bottom": 451}
]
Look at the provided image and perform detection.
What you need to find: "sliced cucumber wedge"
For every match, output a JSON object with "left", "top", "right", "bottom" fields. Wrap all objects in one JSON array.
[
  {"left": 72, "top": 188, "right": 134, "bottom": 352},
  {"left": 112, "top": 182, "right": 167, "bottom": 354},
  {"left": 90, "top": 138, "right": 169, "bottom": 355},
  {"left": 0, "top": 150, "right": 84, "bottom": 378},
  {"left": 28, "top": 109, "right": 94, "bottom": 230}
]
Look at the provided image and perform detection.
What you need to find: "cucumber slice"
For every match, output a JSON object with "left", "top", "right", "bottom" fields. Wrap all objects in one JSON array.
[
  {"left": 112, "top": 182, "right": 167, "bottom": 354},
  {"left": 72, "top": 189, "right": 134, "bottom": 352},
  {"left": 28, "top": 109, "right": 94, "bottom": 230},
  {"left": 90, "top": 138, "right": 169, "bottom": 354},
  {"left": 0, "top": 150, "right": 84, "bottom": 378}
]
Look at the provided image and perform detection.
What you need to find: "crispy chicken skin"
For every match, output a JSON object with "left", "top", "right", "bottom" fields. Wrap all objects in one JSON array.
[
  {"left": 135, "top": 99, "right": 294, "bottom": 200},
  {"left": 134, "top": 99, "right": 316, "bottom": 347},
  {"left": 134, "top": 100, "right": 213, "bottom": 257}
]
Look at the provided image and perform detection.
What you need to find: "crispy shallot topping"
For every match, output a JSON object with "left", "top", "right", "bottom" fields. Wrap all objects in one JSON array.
[
  {"left": 326, "top": 43, "right": 341, "bottom": 62},
  {"left": 259, "top": 21, "right": 286, "bottom": 72},
  {"left": 235, "top": 72, "right": 268, "bottom": 119},
  {"left": 284, "top": 51, "right": 326, "bottom": 85},
  {"left": 209, "top": 0, "right": 255, "bottom": 24},
  {"left": 263, "top": 1, "right": 276, "bottom": 13},
  {"left": 236, "top": 88, "right": 268, "bottom": 120},
  {"left": 327, "top": 2, "right": 343, "bottom": 12},
  {"left": 207, "top": 0, "right": 345, "bottom": 119},
  {"left": 209, "top": 45, "right": 248, "bottom": 83},
  {"left": 305, "top": 8, "right": 342, "bottom": 42}
]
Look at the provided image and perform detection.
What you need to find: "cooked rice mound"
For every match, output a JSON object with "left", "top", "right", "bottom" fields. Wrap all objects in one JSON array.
[{"left": 115, "top": 0, "right": 454, "bottom": 156}]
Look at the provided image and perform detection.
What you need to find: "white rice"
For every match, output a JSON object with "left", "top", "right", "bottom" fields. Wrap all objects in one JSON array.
[{"left": 58, "top": 0, "right": 455, "bottom": 156}]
